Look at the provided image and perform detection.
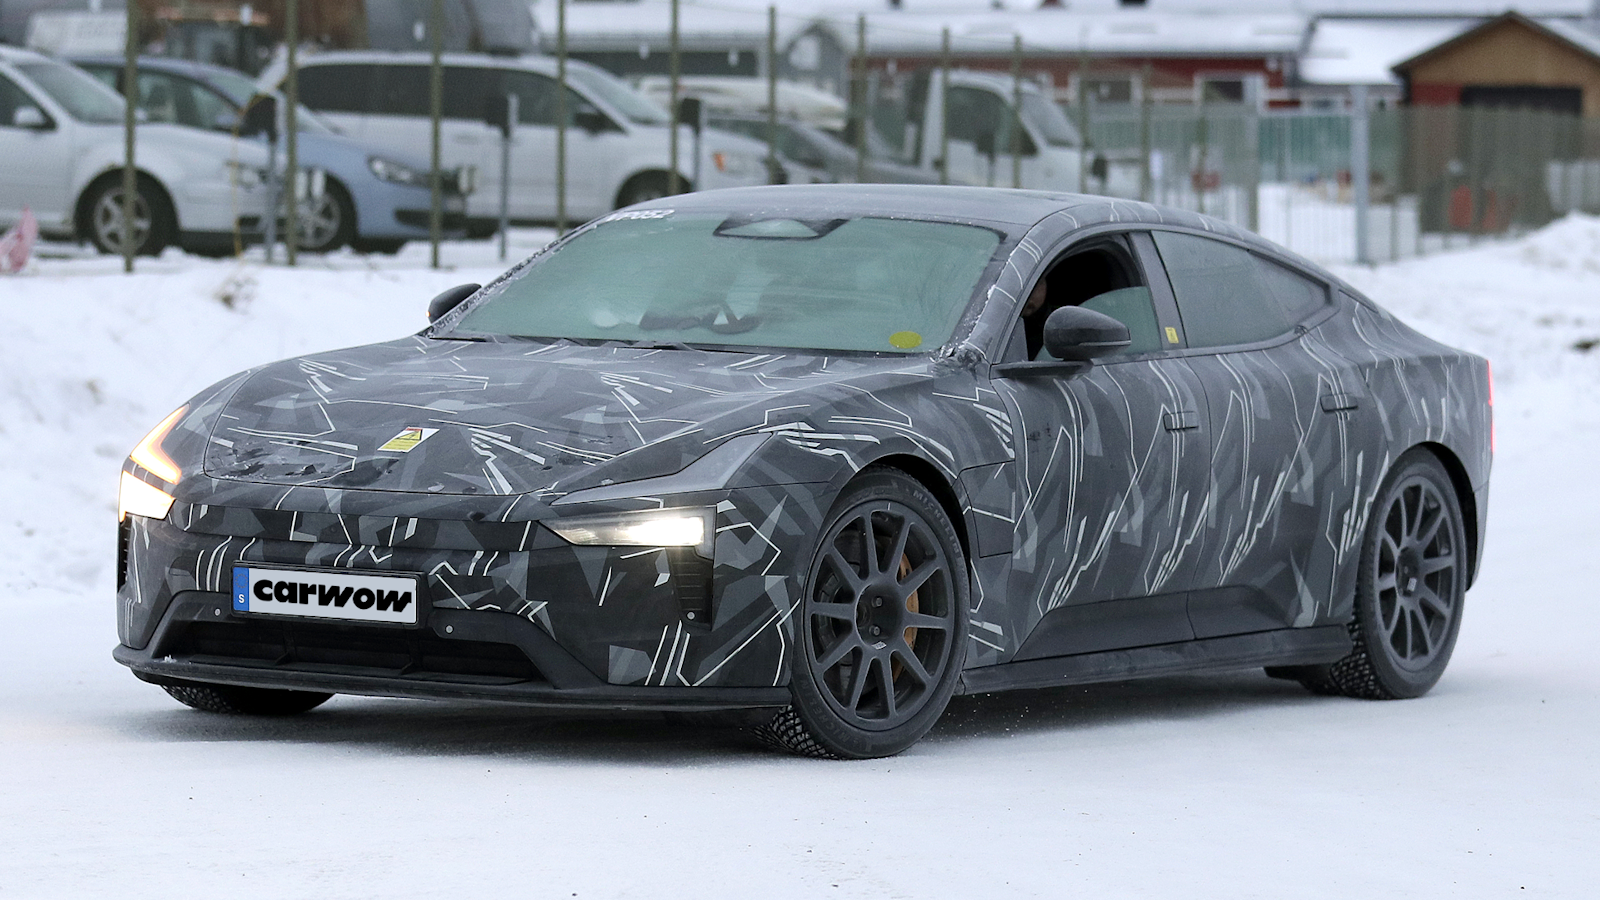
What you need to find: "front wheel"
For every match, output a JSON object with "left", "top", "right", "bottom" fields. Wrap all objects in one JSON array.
[
  {"left": 162, "top": 680, "right": 333, "bottom": 716},
  {"left": 293, "top": 180, "right": 356, "bottom": 253},
  {"left": 1285, "top": 450, "right": 1468, "bottom": 699},
  {"left": 84, "top": 175, "right": 173, "bottom": 256},
  {"left": 758, "top": 469, "right": 969, "bottom": 759}
]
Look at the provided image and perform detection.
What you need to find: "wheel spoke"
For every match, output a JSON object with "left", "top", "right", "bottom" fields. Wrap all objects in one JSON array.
[
  {"left": 905, "top": 611, "right": 951, "bottom": 632},
  {"left": 885, "top": 517, "right": 912, "bottom": 576},
  {"left": 1374, "top": 572, "right": 1398, "bottom": 593},
  {"left": 1410, "top": 608, "right": 1433, "bottom": 658},
  {"left": 898, "top": 558, "right": 940, "bottom": 599},
  {"left": 816, "top": 634, "right": 858, "bottom": 672},
  {"left": 878, "top": 657, "right": 898, "bottom": 718},
  {"left": 1415, "top": 503, "right": 1446, "bottom": 549},
  {"left": 824, "top": 547, "right": 865, "bottom": 593},
  {"left": 1419, "top": 553, "right": 1455, "bottom": 576},
  {"left": 1416, "top": 587, "right": 1452, "bottom": 619},
  {"left": 893, "top": 642, "right": 933, "bottom": 686},
  {"left": 844, "top": 658, "right": 871, "bottom": 710},
  {"left": 810, "top": 601, "right": 856, "bottom": 622},
  {"left": 858, "top": 511, "right": 878, "bottom": 575}
]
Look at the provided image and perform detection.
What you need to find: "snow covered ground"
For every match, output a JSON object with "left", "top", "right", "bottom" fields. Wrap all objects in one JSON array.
[{"left": 1, "top": 220, "right": 1597, "bottom": 898}]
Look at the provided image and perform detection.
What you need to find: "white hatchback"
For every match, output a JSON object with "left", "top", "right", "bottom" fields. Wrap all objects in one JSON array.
[
  {"left": 276, "top": 52, "right": 774, "bottom": 229},
  {"left": 0, "top": 46, "right": 271, "bottom": 256}
]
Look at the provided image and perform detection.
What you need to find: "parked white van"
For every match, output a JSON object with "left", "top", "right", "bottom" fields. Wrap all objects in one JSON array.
[
  {"left": 277, "top": 52, "right": 774, "bottom": 230},
  {"left": 0, "top": 45, "right": 270, "bottom": 256}
]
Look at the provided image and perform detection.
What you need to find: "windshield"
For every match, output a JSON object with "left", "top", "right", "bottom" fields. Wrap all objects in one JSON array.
[
  {"left": 205, "top": 69, "right": 333, "bottom": 133},
  {"left": 451, "top": 212, "right": 1001, "bottom": 354},
  {"left": 567, "top": 66, "right": 669, "bottom": 126},
  {"left": 1022, "top": 93, "right": 1081, "bottom": 148},
  {"left": 18, "top": 60, "right": 122, "bottom": 124}
]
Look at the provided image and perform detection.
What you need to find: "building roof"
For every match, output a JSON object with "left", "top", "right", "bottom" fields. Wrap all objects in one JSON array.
[
  {"left": 1393, "top": 10, "right": 1600, "bottom": 72},
  {"left": 1299, "top": 17, "right": 1476, "bottom": 85}
]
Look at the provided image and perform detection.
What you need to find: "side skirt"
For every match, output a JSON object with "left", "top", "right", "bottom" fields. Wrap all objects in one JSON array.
[{"left": 957, "top": 625, "right": 1352, "bottom": 695}]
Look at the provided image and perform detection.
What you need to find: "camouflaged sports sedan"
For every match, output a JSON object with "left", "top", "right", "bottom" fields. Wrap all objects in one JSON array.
[{"left": 115, "top": 185, "right": 1492, "bottom": 758}]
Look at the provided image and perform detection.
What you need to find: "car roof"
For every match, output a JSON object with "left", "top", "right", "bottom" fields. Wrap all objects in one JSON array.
[
  {"left": 292, "top": 50, "right": 571, "bottom": 77},
  {"left": 71, "top": 55, "right": 229, "bottom": 81}
]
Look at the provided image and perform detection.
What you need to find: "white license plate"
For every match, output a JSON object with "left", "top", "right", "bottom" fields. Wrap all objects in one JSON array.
[{"left": 232, "top": 565, "right": 420, "bottom": 625}]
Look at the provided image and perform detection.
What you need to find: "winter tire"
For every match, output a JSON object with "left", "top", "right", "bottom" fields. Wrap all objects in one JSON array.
[
  {"left": 758, "top": 469, "right": 969, "bottom": 759},
  {"left": 1286, "top": 450, "right": 1467, "bottom": 699},
  {"left": 162, "top": 681, "right": 333, "bottom": 716}
]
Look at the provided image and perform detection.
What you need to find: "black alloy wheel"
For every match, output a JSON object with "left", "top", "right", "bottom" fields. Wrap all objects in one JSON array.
[
  {"left": 1279, "top": 450, "right": 1467, "bottom": 699},
  {"left": 162, "top": 680, "right": 333, "bottom": 716},
  {"left": 761, "top": 469, "right": 969, "bottom": 758}
]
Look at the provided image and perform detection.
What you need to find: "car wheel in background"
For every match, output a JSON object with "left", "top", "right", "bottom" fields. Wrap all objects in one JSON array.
[
  {"left": 1279, "top": 450, "right": 1467, "bottom": 700},
  {"left": 615, "top": 171, "right": 675, "bottom": 209},
  {"left": 758, "top": 469, "right": 969, "bottom": 759},
  {"left": 294, "top": 180, "right": 356, "bottom": 253},
  {"left": 84, "top": 175, "right": 174, "bottom": 257},
  {"left": 162, "top": 680, "right": 333, "bottom": 715}
]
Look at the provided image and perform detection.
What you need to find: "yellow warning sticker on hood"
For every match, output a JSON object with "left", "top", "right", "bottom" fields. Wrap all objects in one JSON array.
[{"left": 378, "top": 427, "right": 439, "bottom": 453}]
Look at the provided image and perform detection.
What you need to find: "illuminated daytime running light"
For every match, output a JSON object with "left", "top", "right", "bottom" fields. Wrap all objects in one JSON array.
[
  {"left": 118, "top": 471, "right": 175, "bottom": 523},
  {"left": 129, "top": 406, "right": 187, "bottom": 484},
  {"left": 548, "top": 509, "right": 713, "bottom": 554}
]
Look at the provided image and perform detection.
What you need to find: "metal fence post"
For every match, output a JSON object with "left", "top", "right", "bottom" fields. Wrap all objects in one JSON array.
[
  {"left": 669, "top": 0, "right": 680, "bottom": 195},
  {"left": 1139, "top": 61, "right": 1152, "bottom": 203},
  {"left": 428, "top": 0, "right": 443, "bottom": 269},
  {"left": 121, "top": 0, "right": 137, "bottom": 273},
  {"left": 1011, "top": 34, "right": 1023, "bottom": 190},
  {"left": 1076, "top": 38, "right": 1089, "bottom": 192},
  {"left": 766, "top": 6, "right": 778, "bottom": 184},
  {"left": 939, "top": 27, "right": 949, "bottom": 186},
  {"left": 285, "top": 0, "right": 299, "bottom": 266},
  {"left": 556, "top": 0, "right": 567, "bottom": 235},
  {"left": 499, "top": 93, "right": 516, "bottom": 260},
  {"left": 855, "top": 14, "right": 867, "bottom": 183},
  {"left": 1351, "top": 84, "right": 1371, "bottom": 264}
]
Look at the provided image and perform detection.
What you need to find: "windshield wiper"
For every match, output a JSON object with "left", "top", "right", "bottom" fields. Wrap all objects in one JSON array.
[{"left": 622, "top": 339, "right": 697, "bottom": 351}]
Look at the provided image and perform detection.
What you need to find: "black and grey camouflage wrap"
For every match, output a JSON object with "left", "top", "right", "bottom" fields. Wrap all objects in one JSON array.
[{"left": 115, "top": 186, "right": 1490, "bottom": 702}]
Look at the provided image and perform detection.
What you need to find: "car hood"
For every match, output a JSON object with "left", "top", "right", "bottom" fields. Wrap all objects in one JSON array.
[{"left": 201, "top": 335, "right": 926, "bottom": 498}]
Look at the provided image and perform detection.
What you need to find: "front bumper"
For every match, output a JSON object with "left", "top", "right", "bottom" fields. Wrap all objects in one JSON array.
[{"left": 115, "top": 481, "right": 823, "bottom": 704}]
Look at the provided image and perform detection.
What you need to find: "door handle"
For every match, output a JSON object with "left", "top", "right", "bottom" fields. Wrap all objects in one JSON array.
[
  {"left": 1163, "top": 409, "right": 1200, "bottom": 432},
  {"left": 1319, "top": 392, "right": 1359, "bottom": 413}
]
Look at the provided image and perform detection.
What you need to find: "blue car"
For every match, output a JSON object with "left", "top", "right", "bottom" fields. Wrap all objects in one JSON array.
[{"left": 74, "top": 56, "right": 466, "bottom": 253}]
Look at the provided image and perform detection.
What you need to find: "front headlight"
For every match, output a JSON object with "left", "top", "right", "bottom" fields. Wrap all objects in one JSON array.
[
  {"left": 226, "top": 160, "right": 261, "bottom": 188},
  {"left": 368, "top": 156, "right": 429, "bottom": 188},
  {"left": 118, "top": 471, "right": 174, "bottom": 523},
  {"left": 548, "top": 508, "right": 714, "bottom": 556},
  {"left": 711, "top": 150, "right": 761, "bottom": 178}
]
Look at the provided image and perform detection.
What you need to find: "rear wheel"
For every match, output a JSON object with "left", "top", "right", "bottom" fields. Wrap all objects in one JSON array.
[
  {"left": 1281, "top": 450, "right": 1467, "bottom": 699},
  {"left": 615, "top": 172, "right": 677, "bottom": 209},
  {"left": 294, "top": 179, "right": 355, "bottom": 253},
  {"left": 757, "top": 469, "right": 969, "bottom": 759},
  {"left": 162, "top": 681, "right": 333, "bottom": 716}
]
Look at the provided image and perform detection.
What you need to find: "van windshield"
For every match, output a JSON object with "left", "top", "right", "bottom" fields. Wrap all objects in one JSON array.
[
  {"left": 449, "top": 212, "right": 1002, "bottom": 354},
  {"left": 1021, "top": 93, "right": 1081, "bottom": 148}
]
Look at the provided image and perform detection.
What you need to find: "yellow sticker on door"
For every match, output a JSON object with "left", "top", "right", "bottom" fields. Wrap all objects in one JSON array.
[
  {"left": 378, "top": 427, "right": 439, "bottom": 453},
  {"left": 1165, "top": 326, "right": 1180, "bottom": 344}
]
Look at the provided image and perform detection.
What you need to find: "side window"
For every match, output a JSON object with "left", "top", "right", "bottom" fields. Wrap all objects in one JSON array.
[
  {"left": 1255, "top": 256, "right": 1329, "bottom": 324},
  {"left": 442, "top": 66, "right": 499, "bottom": 121},
  {"left": 298, "top": 64, "right": 373, "bottom": 113},
  {"left": 372, "top": 65, "right": 429, "bottom": 116},
  {"left": 136, "top": 72, "right": 183, "bottom": 124},
  {"left": 84, "top": 68, "right": 118, "bottom": 93},
  {"left": 500, "top": 70, "right": 593, "bottom": 128},
  {"left": 0, "top": 74, "right": 30, "bottom": 127},
  {"left": 1152, "top": 231, "right": 1290, "bottom": 348},
  {"left": 1013, "top": 237, "right": 1163, "bottom": 360},
  {"left": 946, "top": 87, "right": 1005, "bottom": 146}
]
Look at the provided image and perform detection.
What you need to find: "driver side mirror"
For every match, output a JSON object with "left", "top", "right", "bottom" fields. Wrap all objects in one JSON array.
[
  {"left": 428, "top": 283, "right": 480, "bottom": 322},
  {"left": 13, "top": 106, "right": 50, "bottom": 130},
  {"left": 1043, "top": 306, "right": 1131, "bottom": 361}
]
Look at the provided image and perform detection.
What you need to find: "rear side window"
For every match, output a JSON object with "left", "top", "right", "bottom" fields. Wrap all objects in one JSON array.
[
  {"left": 1152, "top": 231, "right": 1289, "bottom": 348},
  {"left": 372, "top": 64, "right": 428, "bottom": 116},
  {"left": 299, "top": 63, "right": 374, "bottom": 113},
  {"left": 1255, "top": 256, "right": 1329, "bottom": 324}
]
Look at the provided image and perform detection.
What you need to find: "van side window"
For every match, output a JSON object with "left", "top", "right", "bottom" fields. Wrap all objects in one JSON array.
[
  {"left": 1151, "top": 231, "right": 1291, "bottom": 348},
  {"left": 371, "top": 65, "right": 429, "bottom": 117},
  {"left": 299, "top": 64, "right": 374, "bottom": 114}
]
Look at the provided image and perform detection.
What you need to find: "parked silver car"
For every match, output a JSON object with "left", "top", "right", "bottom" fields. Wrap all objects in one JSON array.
[
  {"left": 0, "top": 46, "right": 269, "bottom": 256},
  {"left": 270, "top": 52, "right": 773, "bottom": 231},
  {"left": 73, "top": 55, "right": 467, "bottom": 254}
]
